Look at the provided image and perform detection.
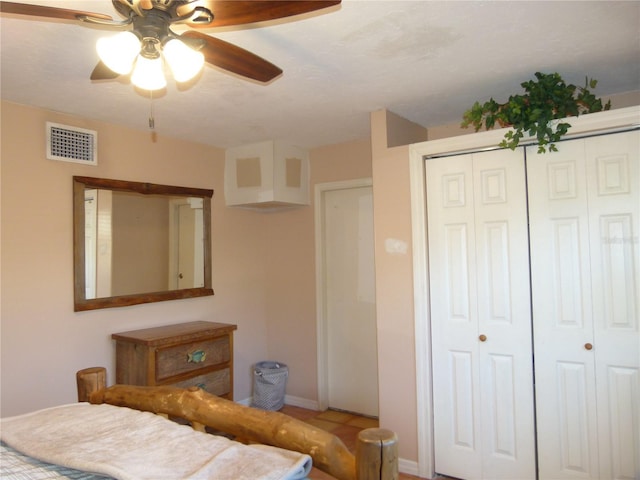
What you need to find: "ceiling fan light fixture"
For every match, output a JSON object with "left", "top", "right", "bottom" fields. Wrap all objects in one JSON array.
[
  {"left": 163, "top": 39, "right": 204, "bottom": 83},
  {"left": 96, "top": 31, "right": 139, "bottom": 75},
  {"left": 131, "top": 55, "right": 166, "bottom": 91}
]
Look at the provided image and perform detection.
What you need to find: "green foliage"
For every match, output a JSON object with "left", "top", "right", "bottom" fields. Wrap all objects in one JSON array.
[{"left": 461, "top": 72, "right": 611, "bottom": 153}]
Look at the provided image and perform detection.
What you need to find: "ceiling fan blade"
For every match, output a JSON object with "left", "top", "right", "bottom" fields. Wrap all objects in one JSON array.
[
  {"left": 181, "top": 30, "right": 282, "bottom": 83},
  {"left": 90, "top": 61, "right": 120, "bottom": 81},
  {"left": 179, "top": 1, "right": 340, "bottom": 28},
  {"left": 0, "top": 1, "right": 113, "bottom": 22},
  {"left": 114, "top": 0, "right": 152, "bottom": 17}
]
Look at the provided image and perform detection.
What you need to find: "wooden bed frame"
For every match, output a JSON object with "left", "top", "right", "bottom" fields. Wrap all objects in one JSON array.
[{"left": 76, "top": 368, "right": 398, "bottom": 480}]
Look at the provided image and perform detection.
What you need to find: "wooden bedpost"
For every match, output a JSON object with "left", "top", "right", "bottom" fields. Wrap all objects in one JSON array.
[
  {"left": 88, "top": 383, "right": 356, "bottom": 480},
  {"left": 75, "top": 369, "right": 401, "bottom": 480},
  {"left": 76, "top": 367, "right": 107, "bottom": 402},
  {"left": 356, "top": 428, "right": 399, "bottom": 480}
]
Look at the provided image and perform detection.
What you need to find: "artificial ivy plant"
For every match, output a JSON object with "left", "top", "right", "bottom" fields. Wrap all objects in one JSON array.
[{"left": 461, "top": 72, "right": 611, "bottom": 153}]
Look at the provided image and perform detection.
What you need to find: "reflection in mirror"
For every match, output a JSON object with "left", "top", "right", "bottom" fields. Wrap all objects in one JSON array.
[{"left": 74, "top": 177, "right": 213, "bottom": 311}]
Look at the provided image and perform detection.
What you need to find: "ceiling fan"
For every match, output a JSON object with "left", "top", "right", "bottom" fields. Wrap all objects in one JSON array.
[{"left": 0, "top": 0, "right": 341, "bottom": 88}]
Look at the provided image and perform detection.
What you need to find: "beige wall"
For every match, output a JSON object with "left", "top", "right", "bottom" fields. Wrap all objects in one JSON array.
[
  {"left": 0, "top": 101, "right": 372, "bottom": 418},
  {"left": 370, "top": 110, "right": 427, "bottom": 463},
  {"left": 0, "top": 101, "right": 267, "bottom": 415},
  {"left": 263, "top": 138, "right": 373, "bottom": 400},
  {"left": 111, "top": 193, "right": 169, "bottom": 295}
]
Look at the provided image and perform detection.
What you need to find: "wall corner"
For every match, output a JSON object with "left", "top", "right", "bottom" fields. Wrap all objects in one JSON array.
[{"left": 370, "top": 109, "right": 428, "bottom": 155}]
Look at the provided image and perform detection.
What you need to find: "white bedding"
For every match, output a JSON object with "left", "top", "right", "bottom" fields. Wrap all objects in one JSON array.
[
  {"left": 0, "top": 403, "right": 312, "bottom": 480},
  {"left": 1, "top": 441, "right": 112, "bottom": 479}
]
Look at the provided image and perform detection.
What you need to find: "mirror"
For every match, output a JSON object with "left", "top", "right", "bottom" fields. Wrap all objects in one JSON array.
[{"left": 73, "top": 176, "right": 213, "bottom": 311}]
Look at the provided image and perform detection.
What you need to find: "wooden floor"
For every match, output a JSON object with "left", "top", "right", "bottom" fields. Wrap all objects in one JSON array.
[{"left": 279, "top": 405, "right": 425, "bottom": 480}]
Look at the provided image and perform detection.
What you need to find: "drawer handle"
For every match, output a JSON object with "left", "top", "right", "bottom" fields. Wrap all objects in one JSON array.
[{"left": 187, "top": 350, "right": 207, "bottom": 363}]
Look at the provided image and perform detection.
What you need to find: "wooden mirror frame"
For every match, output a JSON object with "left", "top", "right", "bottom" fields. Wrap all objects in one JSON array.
[{"left": 73, "top": 176, "right": 214, "bottom": 311}]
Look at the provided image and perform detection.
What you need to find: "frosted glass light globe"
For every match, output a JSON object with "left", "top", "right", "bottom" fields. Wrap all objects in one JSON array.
[
  {"left": 131, "top": 55, "right": 167, "bottom": 91},
  {"left": 163, "top": 39, "right": 204, "bottom": 83},
  {"left": 96, "top": 31, "right": 139, "bottom": 75}
]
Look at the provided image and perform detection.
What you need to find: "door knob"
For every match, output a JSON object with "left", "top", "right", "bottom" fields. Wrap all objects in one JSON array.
[
  {"left": 479, "top": 334, "right": 487, "bottom": 342},
  {"left": 584, "top": 343, "right": 593, "bottom": 351}
]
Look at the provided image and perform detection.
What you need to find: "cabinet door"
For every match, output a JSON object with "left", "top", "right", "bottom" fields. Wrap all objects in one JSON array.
[
  {"left": 528, "top": 130, "right": 640, "bottom": 479},
  {"left": 427, "top": 148, "right": 536, "bottom": 480}
]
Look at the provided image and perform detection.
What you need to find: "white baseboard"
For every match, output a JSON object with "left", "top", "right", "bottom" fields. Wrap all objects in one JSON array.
[
  {"left": 284, "top": 394, "right": 320, "bottom": 411},
  {"left": 236, "top": 395, "right": 320, "bottom": 411},
  {"left": 399, "top": 458, "right": 420, "bottom": 476}
]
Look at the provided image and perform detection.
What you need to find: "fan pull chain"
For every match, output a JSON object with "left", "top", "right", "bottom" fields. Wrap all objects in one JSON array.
[{"left": 148, "top": 90, "right": 155, "bottom": 130}]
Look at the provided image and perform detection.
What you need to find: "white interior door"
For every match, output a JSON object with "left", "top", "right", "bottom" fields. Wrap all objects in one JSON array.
[
  {"left": 322, "top": 185, "right": 378, "bottom": 417},
  {"left": 83, "top": 188, "right": 114, "bottom": 299},
  {"left": 169, "top": 199, "right": 204, "bottom": 290},
  {"left": 528, "top": 130, "right": 640, "bottom": 479},
  {"left": 426, "top": 148, "right": 536, "bottom": 480},
  {"left": 84, "top": 189, "right": 97, "bottom": 299},
  {"left": 177, "top": 203, "right": 196, "bottom": 289}
]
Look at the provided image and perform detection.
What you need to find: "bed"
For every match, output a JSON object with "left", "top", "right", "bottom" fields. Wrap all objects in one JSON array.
[{"left": 0, "top": 368, "right": 398, "bottom": 480}]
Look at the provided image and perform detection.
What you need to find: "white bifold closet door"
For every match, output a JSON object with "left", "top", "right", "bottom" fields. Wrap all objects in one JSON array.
[
  {"left": 426, "top": 148, "right": 536, "bottom": 480},
  {"left": 528, "top": 130, "right": 640, "bottom": 480}
]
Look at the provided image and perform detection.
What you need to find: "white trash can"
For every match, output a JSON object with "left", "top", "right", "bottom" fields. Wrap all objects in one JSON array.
[{"left": 251, "top": 361, "right": 288, "bottom": 410}]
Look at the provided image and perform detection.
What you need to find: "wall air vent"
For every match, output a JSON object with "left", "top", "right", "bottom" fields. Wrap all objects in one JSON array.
[{"left": 46, "top": 122, "right": 97, "bottom": 165}]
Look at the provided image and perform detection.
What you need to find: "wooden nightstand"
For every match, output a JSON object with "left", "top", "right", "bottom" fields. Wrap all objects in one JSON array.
[{"left": 112, "top": 321, "right": 237, "bottom": 399}]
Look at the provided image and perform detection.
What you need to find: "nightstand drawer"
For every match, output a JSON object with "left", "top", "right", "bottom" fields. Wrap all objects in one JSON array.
[
  {"left": 173, "top": 369, "right": 231, "bottom": 397},
  {"left": 156, "top": 336, "right": 231, "bottom": 381}
]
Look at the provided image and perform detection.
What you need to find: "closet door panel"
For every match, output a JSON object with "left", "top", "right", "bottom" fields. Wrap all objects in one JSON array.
[
  {"left": 585, "top": 131, "right": 640, "bottom": 479},
  {"left": 449, "top": 350, "right": 476, "bottom": 449},
  {"left": 473, "top": 152, "right": 536, "bottom": 478},
  {"left": 428, "top": 149, "right": 535, "bottom": 479},
  {"left": 528, "top": 139, "right": 599, "bottom": 479},
  {"left": 444, "top": 223, "right": 473, "bottom": 320},
  {"left": 486, "top": 352, "right": 517, "bottom": 454},
  {"left": 550, "top": 217, "right": 585, "bottom": 326},
  {"left": 428, "top": 154, "right": 482, "bottom": 478},
  {"left": 606, "top": 366, "right": 639, "bottom": 479},
  {"left": 556, "top": 360, "right": 593, "bottom": 471},
  {"left": 529, "top": 130, "right": 640, "bottom": 479}
]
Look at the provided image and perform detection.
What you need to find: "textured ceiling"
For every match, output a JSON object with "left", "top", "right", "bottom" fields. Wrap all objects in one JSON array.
[{"left": 1, "top": 0, "right": 639, "bottom": 149}]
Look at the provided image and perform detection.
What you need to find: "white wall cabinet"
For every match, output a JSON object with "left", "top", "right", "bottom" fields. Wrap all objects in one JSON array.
[
  {"left": 423, "top": 125, "right": 639, "bottom": 479},
  {"left": 224, "top": 140, "right": 309, "bottom": 210}
]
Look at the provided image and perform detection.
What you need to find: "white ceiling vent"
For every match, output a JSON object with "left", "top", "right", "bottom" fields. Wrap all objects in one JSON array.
[{"left": 46, "top": 122, "right": 97, "bottom": 165}]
